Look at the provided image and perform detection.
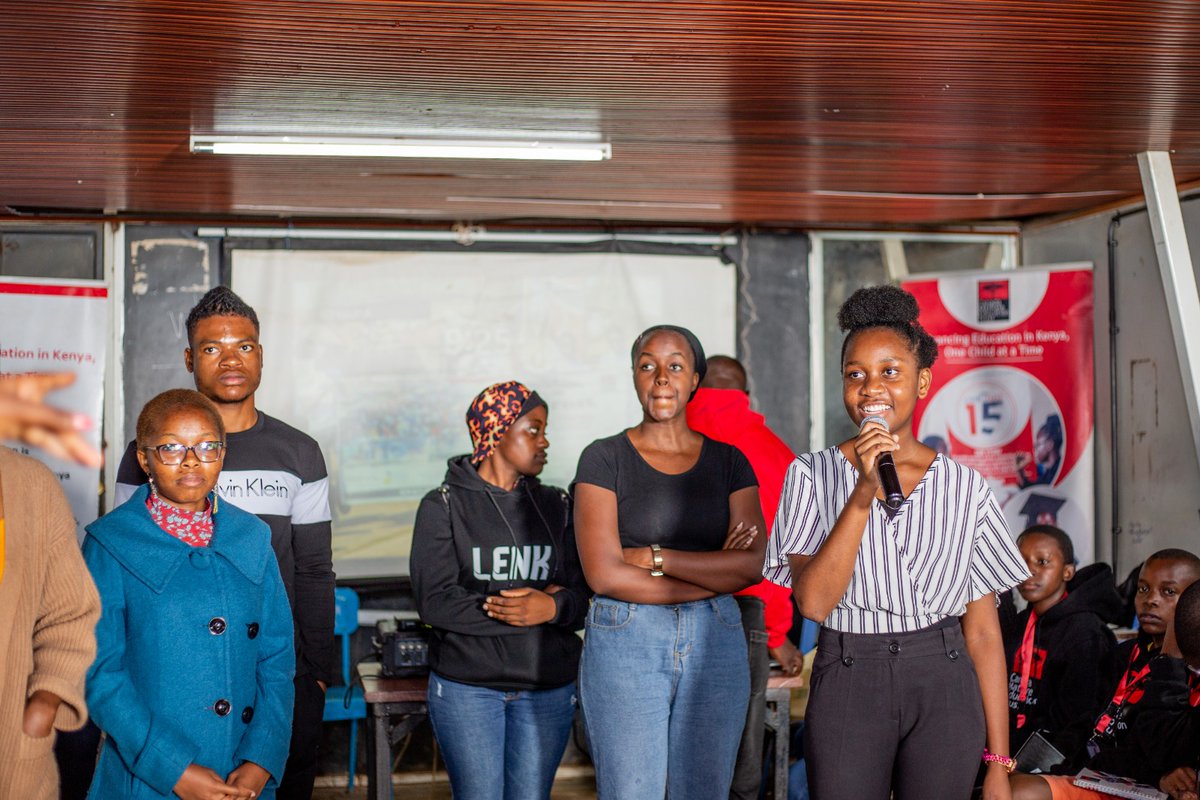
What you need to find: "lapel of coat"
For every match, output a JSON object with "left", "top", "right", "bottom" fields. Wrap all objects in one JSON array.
[
  {"left": 208, "top": 501, "right": 270, "bottom": 586},
  {"left": 86, "top": 485, "right": 272, "bottom": 589},
  {"left": 85, "top": 484, "right": 190, "bottom": 593}
]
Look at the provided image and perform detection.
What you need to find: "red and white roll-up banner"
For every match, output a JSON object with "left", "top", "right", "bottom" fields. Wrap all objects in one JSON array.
[
  {"left": 0, "top": 278, "right": 108, "bottom": 541},
  {"left": 902, "top": 265, "right": 1096, "bottom": 564}
]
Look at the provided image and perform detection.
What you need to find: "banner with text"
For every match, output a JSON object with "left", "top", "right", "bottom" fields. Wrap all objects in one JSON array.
[
  {"left": 903, "top": 265, "right": 1096, "bottom": 564},
  {"left": 0, "top": 278, "right": 108, "bottom": 541}
]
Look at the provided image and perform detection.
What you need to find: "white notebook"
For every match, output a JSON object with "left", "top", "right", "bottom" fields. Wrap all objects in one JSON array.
[{"left": 1072, "top": 768, "right": 1168, "bottom": 800}]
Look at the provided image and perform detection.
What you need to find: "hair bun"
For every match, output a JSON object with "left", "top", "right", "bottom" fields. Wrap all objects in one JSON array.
[{"left": 837, "top": 285, "right": 920, "bottom": 332}]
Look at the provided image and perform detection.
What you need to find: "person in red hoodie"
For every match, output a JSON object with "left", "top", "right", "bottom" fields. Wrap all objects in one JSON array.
[{"left": 686, "top": 355, "right": 802, "bottom": 800}]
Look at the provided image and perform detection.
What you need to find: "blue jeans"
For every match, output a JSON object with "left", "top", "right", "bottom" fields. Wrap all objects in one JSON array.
[
  {"left": 427, "top": 672, "right": 578, "bottom": 800},
  {"left": 579, "top": 595, "right": 750, "bottom": 800}
]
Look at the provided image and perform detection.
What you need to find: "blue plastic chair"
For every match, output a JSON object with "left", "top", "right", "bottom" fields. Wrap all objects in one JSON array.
[{"left": 323, "top": 587, "right": 368, "bottom": 790}]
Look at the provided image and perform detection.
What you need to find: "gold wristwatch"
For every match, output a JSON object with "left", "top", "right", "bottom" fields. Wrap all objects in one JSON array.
[{"left": 649, "top": 543, "right": 664, "bottom": 577}]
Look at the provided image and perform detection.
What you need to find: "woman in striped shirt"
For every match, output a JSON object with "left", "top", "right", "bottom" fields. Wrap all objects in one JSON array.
[{"left": 765, "top": 285, "right": 1028, "bottom": 800}]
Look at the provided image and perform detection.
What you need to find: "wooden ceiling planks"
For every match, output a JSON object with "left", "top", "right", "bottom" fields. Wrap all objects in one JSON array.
[{"left": 3, "top": 1, "right": 1200, "bottom": 225}]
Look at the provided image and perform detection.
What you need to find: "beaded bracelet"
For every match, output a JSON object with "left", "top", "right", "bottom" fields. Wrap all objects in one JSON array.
[{"left": 982, "top": 749, "right": 1016, "bottom": 773}]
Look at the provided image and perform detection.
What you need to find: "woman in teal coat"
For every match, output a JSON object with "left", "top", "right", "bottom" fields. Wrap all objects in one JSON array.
[{"left": 84, "top": 389, "right": 294, "bottom": 799}]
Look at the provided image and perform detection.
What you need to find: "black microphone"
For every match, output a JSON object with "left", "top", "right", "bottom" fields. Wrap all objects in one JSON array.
[{"left": 860, "top": 415, "right": 904, "bottom": 509}]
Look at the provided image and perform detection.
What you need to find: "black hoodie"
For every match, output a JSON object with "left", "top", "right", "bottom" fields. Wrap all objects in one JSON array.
[
  {"left": 1058, "top": 654, "right": 1198, "bottom": 786},
  {"left": 410, "top": 455, "right": 590, "bottom": 691},
  {"left": 1003, "top": 562, "right": 1123, "bottom": 754}
]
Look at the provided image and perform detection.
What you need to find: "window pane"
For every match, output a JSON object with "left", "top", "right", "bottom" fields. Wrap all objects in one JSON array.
[
  {"left": 822, "top": 240, "right": 887, "bottom": 447},
  {"left": 903, "top": 240, "right": 1001, "bottom": 274},
  {"left": 0, "top": 232, "right": 98, "bottom": 279}
]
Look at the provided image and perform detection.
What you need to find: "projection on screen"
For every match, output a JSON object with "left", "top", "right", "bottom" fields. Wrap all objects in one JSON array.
[{"left": 233, "top": 249, "right": 735, "bottom": 579}]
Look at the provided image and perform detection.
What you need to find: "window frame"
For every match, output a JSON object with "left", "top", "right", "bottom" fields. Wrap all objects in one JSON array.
[{"left": 807, "top": 231, "right": 1018, "bottom": 450}]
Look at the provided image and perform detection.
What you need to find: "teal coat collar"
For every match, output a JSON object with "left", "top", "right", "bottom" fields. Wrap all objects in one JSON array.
[{"left": 85, "top": 485, "right": 271, "bottom": 593}]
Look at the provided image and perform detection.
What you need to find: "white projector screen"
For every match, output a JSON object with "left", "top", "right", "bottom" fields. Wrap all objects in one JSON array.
[{"left": 233, "top": 248, "right": 736, "bottom": 579}]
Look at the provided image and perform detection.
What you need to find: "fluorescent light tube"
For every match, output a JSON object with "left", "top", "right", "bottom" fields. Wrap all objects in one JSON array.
[{"left": 190, "top": 135, "right": 611, "bottom": 161}]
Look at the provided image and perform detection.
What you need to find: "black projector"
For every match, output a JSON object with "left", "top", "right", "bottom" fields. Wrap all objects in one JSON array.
[{"left": 373, "top": 618, "right": 431, "bottom": 678}]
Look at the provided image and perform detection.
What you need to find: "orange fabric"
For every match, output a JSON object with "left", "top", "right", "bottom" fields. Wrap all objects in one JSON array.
[{"left": 1043, "top": 775, "right": 1109, "bottom": 800}]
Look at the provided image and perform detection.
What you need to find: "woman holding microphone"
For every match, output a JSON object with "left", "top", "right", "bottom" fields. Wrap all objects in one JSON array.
[{"left": 765, "top": 286, "right": 1028, "bottom": 800}]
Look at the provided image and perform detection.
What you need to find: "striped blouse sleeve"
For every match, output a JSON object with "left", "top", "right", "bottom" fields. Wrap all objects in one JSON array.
[
  {"left": 967, "top": 479, "right": 1030, "bottom": 600},
  {"left": 763, "top": 456, "right": 823, "bottom": 586}
]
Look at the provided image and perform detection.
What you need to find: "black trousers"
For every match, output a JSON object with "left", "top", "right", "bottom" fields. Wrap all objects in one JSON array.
[
  {"left": 276, "top": 674, "right": 326, "bottom": 800},
  {"left": 803, "top": 618, "right": 985, "bottom": 800},
  {"left": 730, "top": 596, "right": 769, "bottom": 800},
  {"left": 55, "top": 719, "right": 101, "bottom": 800}
]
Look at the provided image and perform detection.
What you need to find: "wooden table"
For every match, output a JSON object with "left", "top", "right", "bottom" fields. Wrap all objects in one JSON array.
[
  {"left": 358, "top": 662, "right": 429, "bottom": 800},
  {"left": 357, "top": 663, "right": 803, "bottom": 799},
  {"left": 765, "top": 669, "right": 805, "bottom": 800}
]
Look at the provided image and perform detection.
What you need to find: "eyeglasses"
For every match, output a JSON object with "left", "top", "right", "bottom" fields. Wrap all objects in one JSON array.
[{"left": 142, "top": 441, "right": 225, "bottom": 465}]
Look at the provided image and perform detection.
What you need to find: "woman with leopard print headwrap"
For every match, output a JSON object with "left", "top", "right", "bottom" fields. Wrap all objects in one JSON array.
[{"left": 410, "top": 380, "right": 590, "bottom": 800}]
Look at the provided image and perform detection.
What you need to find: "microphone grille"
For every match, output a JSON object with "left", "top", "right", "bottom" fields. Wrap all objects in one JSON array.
[{"left": 860, "top": 415, "right": 890, "bottom": 431}]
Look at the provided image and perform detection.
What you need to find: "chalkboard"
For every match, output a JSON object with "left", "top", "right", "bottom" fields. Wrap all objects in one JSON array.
[{"left": 122, "top": 226, "right": 218, "bottom": 444}]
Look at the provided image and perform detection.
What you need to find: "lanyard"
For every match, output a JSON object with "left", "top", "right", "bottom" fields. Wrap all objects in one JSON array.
[
  {"left": 1014, "top": 609, "right": 1039, "bottom": 728},
  {"left": 1093, "top": 644, "right": 1151, "bottom": 738},
  {"left": 1013, "top": 592, "right": 1070, "bottom": 728}
]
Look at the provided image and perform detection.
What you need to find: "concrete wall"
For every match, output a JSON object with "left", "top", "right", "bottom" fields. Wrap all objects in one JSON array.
[
  {"left": 1023, "top": 197, "right": 1200, "bottom": 576},
  {"left": 737, "top": 232, "right": 811, "bottom": 454}
]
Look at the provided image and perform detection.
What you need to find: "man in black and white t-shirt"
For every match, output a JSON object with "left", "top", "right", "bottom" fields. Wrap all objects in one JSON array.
[{"left": 115, "top": 286, "right": 334, "bottom": 800}]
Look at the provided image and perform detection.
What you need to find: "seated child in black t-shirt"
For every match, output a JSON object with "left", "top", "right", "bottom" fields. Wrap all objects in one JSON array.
[
  {"left": 1010, "top": 550, "right": 1200, "bottom": 800},
  {"left": 1003, "top": 526, "right": 1120, "bottom": 755}
]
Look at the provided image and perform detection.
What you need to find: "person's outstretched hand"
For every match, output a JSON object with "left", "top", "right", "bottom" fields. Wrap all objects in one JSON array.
[{"left": 0, "top": 373, "right": 100, "bottom": 467}]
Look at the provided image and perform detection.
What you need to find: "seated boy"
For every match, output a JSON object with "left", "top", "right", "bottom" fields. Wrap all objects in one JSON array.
[
  {"left": 1010, "top": 550, "right": 1200, "bottom": 799},
  {"left": 1157, "top": 580, "right": 1200, "bottom": 799},
  {"left": 1098, "top": 550, "right": 1200, "bottom": 734},
  {"left": 1004, "top": 526, "right": 1121, "bottom": 757}
]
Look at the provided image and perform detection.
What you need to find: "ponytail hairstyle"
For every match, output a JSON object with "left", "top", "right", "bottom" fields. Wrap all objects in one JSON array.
[{"left": 837, "top": 285, "right": 938, "bottom": 369}]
